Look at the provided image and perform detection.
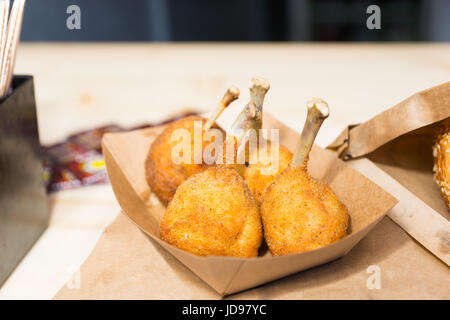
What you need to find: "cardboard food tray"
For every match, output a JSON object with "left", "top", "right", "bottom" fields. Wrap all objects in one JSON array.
[
  {"left": 99, "top": 113, "right": 397, "bottom": 296},
  {"left": 328, "top": 81, "right": 450, "bottom": 265}
]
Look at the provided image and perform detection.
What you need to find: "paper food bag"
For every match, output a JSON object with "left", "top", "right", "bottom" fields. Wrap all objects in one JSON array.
[
  {"left": 328, "top": 81, "right": 450, "bottom": 266},
  {"left": 101, "top": 113, "right": 397, "bottom": 296}
]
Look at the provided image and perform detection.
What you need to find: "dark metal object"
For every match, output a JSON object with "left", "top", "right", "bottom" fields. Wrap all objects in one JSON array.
[{"left": 0, "top": 76, "right": 48, "bottom": 286}]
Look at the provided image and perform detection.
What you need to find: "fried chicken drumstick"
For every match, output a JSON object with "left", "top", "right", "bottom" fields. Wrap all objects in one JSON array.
[
  {"left": 433, "top": 118, "right": 450, "bottom": 210},
  {"left": 261, "top": 98, "right": 349, "bottom": 256},
  {"left": 224, "top": 78, "right": 293, "bottom": 204},
  {"left": 160, "top": 105, "right": 262, "bottom": 257},
  {"left": 145, "top": 86, "right": 239, "bottom": 205}
]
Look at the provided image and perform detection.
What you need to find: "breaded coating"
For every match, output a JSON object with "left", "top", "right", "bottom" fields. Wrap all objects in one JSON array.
[
  {"left": 160, "top": 167, "right": 263, "bottom": 257},
  {"left": 220, "top": 138, "right": 292, "bottom": 204},
  {"left": 243, "top": 141, "right": 292, "bottom": 204},
  {"left": 219, "top": 136, "right": 245, "bottom": 175},
  {"left": 261, "top": 165, "right": 349, "bottom": 256},
  {"left": 145, "top": 116, "right": 224, "bottom": 205},
  {"left": 433, "top": 118, "right": 450, "bottom": 210}
]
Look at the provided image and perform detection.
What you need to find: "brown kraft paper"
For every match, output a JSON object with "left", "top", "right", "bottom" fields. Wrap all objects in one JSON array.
[
  {"left": 328, "top": 81, "right": 450, "bottom": 265},
  {"left": 70, "top": 113, "right": 397, "bottom": 296},
  {"left": 55, "top": 113, "right": 450, "bottom": 299}
]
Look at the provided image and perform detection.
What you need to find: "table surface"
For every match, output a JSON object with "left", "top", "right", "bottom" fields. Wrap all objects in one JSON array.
[{"left": 1, "top": 43, "right": 449, "bottom": 299}]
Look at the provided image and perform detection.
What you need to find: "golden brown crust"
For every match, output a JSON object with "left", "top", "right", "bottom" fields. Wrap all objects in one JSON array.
[
  {"left": 219, "top": 138, "right": 292, "bottom": 204},
  {"left": 433, "top": 118, "right": 450, "bottom": 210},
  {"left": 145, "top": 116, "right": 224, "bottom": 205},
  {"left": 160, "top": 167, "right": 263, "bottom": 257},
  {"left": 243, "top": 141, "right": 292, "bottom": 204},
  {"left": 261, "top": 166, "right": 349, "bottom": 256}
]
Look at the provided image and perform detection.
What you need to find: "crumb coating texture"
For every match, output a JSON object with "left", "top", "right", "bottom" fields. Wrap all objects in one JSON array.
[
  {"left": 160, "top": 167, "right": 263, "bottom": 257},
  {"left": 220, "top": 138, "right": 292, "bottom": 204},
  {"left": 145, "top": 116, "right": 224, "bottom": 205},
  {"left": 243, "top": 140, "right": 292, "bottom": 204},
  {"left": 261, "top": 166, "right": 349, "bottom": 256},
  {"left": 433, "top": 118, "right": 450, "bottom": 210}
]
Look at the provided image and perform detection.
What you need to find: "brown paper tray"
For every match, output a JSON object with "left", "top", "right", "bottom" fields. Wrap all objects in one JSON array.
[{"left": 102, "top": 113, "right": 397, "bottom": 295}]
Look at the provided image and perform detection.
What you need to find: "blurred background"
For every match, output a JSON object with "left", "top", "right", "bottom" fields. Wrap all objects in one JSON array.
[{"left": 22, "top": 0, "right": 450, "bottom": 42}]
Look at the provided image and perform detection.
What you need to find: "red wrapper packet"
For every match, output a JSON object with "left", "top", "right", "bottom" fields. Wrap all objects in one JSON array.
[
  {"left": 68, "top": 125, "right": 123, "bottom": 153},
  {"left": 42, "top": 158, "right": 53, "bottom": 191},
  {"left": 48, "top": 164, "right": 83, "bottom": 193},
  {"left": 44, "top": 141, "right": 107, "bottom": 188}
]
